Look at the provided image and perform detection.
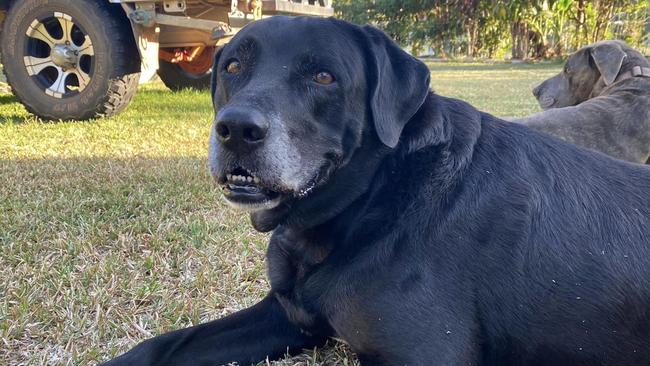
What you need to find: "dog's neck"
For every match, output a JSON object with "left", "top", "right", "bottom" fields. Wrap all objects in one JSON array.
[
  {"left": 592, "top": 60, "right": 650, "bottom": 98},
  {"left": 614, "top": 65, "right": 650, "bottom": 84}
]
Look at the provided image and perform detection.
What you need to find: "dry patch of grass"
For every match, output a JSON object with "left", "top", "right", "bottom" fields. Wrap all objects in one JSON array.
[{"left": 0, "top": 62, "right": 560, "bottom": 365}]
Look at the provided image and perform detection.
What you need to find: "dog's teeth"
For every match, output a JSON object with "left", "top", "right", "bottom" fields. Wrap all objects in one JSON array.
[{"left": 227, "top": 173, "right": 260, "bottom": 183}]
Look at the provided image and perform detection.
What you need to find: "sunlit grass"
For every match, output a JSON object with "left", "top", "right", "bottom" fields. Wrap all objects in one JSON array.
[
  {"left": 0, "top": 62, "right": 561, "bottom": 365},
  {"left": 425, "top": 61, "right": 561, "bottom": 117}
]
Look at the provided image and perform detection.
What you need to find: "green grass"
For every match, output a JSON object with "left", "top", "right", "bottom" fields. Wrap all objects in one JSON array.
[{"left": 0, "top": 62, "right": 561, "bottom": 365}]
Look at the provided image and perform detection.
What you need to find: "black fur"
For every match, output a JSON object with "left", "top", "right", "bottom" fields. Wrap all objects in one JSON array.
[{"left": 103, "top": 17, "right": 650, "bottom": 366}]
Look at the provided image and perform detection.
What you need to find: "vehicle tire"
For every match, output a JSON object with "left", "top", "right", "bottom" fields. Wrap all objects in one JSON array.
[
  {"left": 157, "top": 47, "right": 215, "bottom": 91},
  {"left": 0, "top": 0, "right": 140, "bottom": 120}
]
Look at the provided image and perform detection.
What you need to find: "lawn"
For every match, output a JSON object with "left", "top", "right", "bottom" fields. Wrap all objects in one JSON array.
[{"left": 0, "top": 62, "right": 561, "bottom": 366}]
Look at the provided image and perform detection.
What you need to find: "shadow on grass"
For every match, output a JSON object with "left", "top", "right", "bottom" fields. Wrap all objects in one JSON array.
[
  {"left": 0, "top": 93, "right": 16, "bottom": 104},
  {"left": 0, "top": 94, "right": 33, "bottom": 124},
  {"left": 0, "top": 155, "right": 230, "bottom": 247},
  {"left": 0, "top": 155, "right": 213, "bottom": 189},
  {"left": 0, "top": 155, "right": 269, "bottom": 365}
]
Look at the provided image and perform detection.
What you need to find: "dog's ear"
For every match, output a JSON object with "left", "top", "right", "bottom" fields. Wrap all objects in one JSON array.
[
  {"left": 210, "top": 46, "right": 224, "bottom": 104},
  {"left": 590, "top": 42, "right": 627, "bottom": 86},
  {"left": 362, "top": 26, "right": 431, "bottom": 148}
]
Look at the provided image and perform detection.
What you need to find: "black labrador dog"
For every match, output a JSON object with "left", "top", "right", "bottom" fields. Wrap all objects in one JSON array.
[
  {"left": 104, "top": 17, "right": 650, "bottom": 366},
  {"left": 517, "top": 40, "right": 650, "bottom": 164}
]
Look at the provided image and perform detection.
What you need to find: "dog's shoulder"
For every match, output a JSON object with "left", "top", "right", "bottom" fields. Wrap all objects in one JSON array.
[
  {"left": 400, "top": 93, "right": 482, "bottom": 154},
  {"left": 422, "top": 96, "right": 650, "bottom": 198}
]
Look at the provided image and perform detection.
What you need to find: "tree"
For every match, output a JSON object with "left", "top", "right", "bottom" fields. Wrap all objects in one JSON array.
[{"left": 335, "top": 0, "right": 650, "bottom": 59}]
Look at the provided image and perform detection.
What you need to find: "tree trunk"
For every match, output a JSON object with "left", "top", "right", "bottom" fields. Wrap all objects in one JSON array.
[
  {"left": 511, "top": 21, "right": 528, "bottom": 60},
  {"left": 575, "top": 0, "right": 587, "bottom": 48}
]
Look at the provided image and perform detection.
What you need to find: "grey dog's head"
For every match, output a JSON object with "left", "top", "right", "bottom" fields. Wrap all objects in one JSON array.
[
  {"left": 532, "top": 40, "right": 650, "bottom": 109},
  {"left": 207, "top": 16, "right": 430, "bottom": 216}
]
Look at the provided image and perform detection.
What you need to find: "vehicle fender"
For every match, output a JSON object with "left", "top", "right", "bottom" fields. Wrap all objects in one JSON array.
[{"left": 116, "top": 2, "right": 159, "bottom": 83}]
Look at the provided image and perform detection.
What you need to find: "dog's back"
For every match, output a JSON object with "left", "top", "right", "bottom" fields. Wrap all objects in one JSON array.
[{"left": 465, "top": 111, "right": 650, "bottom": 365}]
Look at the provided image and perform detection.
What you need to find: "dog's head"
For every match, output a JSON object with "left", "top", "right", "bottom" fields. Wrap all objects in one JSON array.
[
  {"left": 208, "top": 16, "right": 430, "bottom": 225},
  {"left": 532, "top": 40, "right": 649, "bottom": 109}
]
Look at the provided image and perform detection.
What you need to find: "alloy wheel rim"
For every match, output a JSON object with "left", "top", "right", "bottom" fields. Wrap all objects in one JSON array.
[{"left": 23, "top": 12, "right": 95, "bottom": 99}]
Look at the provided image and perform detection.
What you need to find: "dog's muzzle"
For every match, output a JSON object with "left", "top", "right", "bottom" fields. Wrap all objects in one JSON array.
[{"left": 538, "top": 95, "right": 556, "bottom": 109}]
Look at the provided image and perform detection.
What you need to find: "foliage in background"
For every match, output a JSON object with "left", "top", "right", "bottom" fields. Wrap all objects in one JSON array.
[{"left": 335, "top": 0, "right": 650, "bottom": 59}]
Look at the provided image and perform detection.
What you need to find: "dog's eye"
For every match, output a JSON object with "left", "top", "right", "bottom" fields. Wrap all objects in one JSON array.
[
  {"left": 226, "top": 60, "right": 241, "bottom": 74},
  {"left": 314, "top": 71, "right": 334, "bottom": 85},
  {"left": 564, "top": 64, "right": 570, "bottom": 74}
]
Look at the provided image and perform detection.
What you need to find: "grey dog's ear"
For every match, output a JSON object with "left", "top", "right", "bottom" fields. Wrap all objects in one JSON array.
[
  {"left": 362, "top": 26, "right": 431, "bottom": 148},
  {"left": 590, "top": 42, "right": 627, "bottom": 86},
  {"left": 210, "top": 46, "right": 224, "bottom": 104}
]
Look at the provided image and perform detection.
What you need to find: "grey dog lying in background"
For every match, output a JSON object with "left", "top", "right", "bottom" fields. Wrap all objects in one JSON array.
[{"left": 516, "top": 40, "right": 650, "bottom": 164}]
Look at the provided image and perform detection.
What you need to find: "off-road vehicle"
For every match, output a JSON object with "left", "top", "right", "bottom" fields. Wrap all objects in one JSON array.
[{"left": 0, "top": 0, "right": 332, "bottom": 120}]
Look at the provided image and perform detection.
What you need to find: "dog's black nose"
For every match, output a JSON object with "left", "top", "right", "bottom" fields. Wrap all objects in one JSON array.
[
  {"left": 215, "top": 107, "right": 269, "bottom": 151},
  {"left": 532, "top": 84, "right": 543, "bottom": 98}
]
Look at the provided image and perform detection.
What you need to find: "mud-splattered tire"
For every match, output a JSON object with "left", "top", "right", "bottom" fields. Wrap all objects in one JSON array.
[{"left": 0, "top": 0, "right": 140, "bottom": 120}]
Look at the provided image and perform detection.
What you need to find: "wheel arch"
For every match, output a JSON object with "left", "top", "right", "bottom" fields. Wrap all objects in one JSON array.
[
  {"left": 0, "top": 0, "right": 13, "bottom": 11},
  {"left": 0, "top": 0, "right": 12, "bottom": 29},
  {"left": 107, "top": 1, "right": 142, "bottom": 74},
  {"left": 113, "top": 1, "right": 159, "bottom": 82}
]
